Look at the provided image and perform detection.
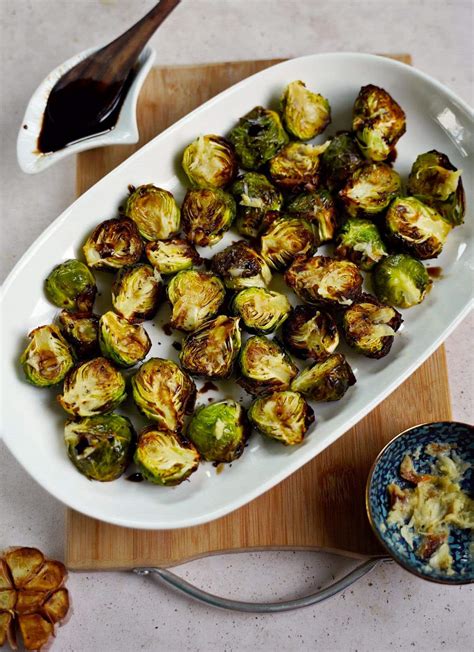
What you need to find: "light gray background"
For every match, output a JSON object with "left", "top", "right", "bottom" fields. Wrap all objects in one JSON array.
[{"left": 1, "top": 1, "right": 473, "bottom": 650}]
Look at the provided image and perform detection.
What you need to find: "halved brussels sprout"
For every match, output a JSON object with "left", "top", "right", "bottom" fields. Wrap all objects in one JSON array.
[
  {"left": 145, "top": 238, "right": 201, "bottom": 275},
  {"left": 229, "top": 106, "right": 289, "bottom": 170},
  {"left": 407, "top": 150, "right": 465, "bottom": 226},
  {"left": 286, "top": 189, "right": 337, "bottom": 244},
  {"left": 342, "top": 295, "right": 402, "bottom": 358},
  {"left": 167, "top": 270, "right": 226, "bottom": 332},
  {"left": 268, "top": 141, "right": 329, "bottom": 193},
  {"left": 182, "top": 134, "right": 238, "bottom": 188},
  {"left": 181, "top": 188, "right": 236, "bottom": 246},
  {"left": 238, "top": 335, "right": 298, "bottom": 397},
  {"left": 187, "top": 399, "right": 250, "bottom": 463},
  {"left": 373, "top": 254, "right": 432, "bottom": 308},
  {"left": 211, "top": 241, "right": 272, "bottom": 290},
  {"left": 291, "top": 353, "right": 356, "bottom": 401},
  {"left": 64, "top": 413, "right": 135, "bottom": 481},
  {"left": 180, "top": 315, "right": 241, "bottom": 379},
  {"left": 352, "top": 85, "right": 406, "bottom": 161},
  {"left": 99, "top": 311, "right": 151, "bottom": 368},
  {"left": 335, "top": 217, "right": 388, "bottom": 271},
  {"left": 339, "top": 162, "right": 401, "bottom": 217},
  {"left": 282, "top": 305, "right": 339, "bottom": 360},
  {"left": 231, "top": 287, "right": 291, "bottom": 334},
  {"left": 231, "top": 172, "right": 283, "bottom": 238},
  {"left": 248, "top": 390, "right": 315, "bottom": 445},
  {"left": 58, "top": 310, "right": 99, "bottom": 359},
  {"left": 44, "top": 259, "right": 96, "bottom": 312},
  {"left": 385, "top": 196, "right": 451, "bottom": 260},
  {"left": 285, "top": 255, "right": 363, "bottom": 307},
  {"left": 125, "top": 184, "right": 180, "bottom": 241},
  {"left": 131, "top": 358, "right": 196, "bottom": 431},
  {"left": 259, "top": 216, "right": 316, "bottom": 270},
  {"left": 134, "top": 426, "right": 200, "bottom": 486},
  {"left": 58, "top": 357, "right": 126, "bottom": 416},
  {"left": 83, "top": 217, "right": 143, "bottom": 271},
  {"left": 112, "top": 263, "right": 163, "bottom": 323},
  {"left": 321, "top": 131, "right": 365, "bottom": 191},
  {"left": 280, "top": 80, "right": 331, "bottom": 140},
  {"left": 20, "top": 325, "right": 74, "bottom": 387}
]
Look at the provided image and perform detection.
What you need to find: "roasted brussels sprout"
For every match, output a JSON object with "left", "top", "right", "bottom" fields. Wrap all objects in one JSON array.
[
  {"left": 268, "top": 141, "right": 329, "bottom": 193},
  {"left": 167, "top": 270, "right": 226, "bottom": 332},
  {"left": 131, "top": 358, "right": 196, "bottom": 431},
  {"left": 407, "top": 150, "right": 465, "bottom": 226},
  {"left": 385, "top": 196, "right": 451, "bottom": 259},
  {"left": 231, "top": 287, "right": 291, "bottom": 334},
  {"left": 286, "top": 189, "right": 337, "bottom": 244},
  {"left": 211, "top": 241, "right": 272, "bottom": 290},
  {"left": 99, "top": 311, "right": 151, "bottom": 368},
  {"left": 321, "top": 131, "right": 365, "bottom": 191},
  {"left": 145, "top": 238, "right": 201, "bottom": 274},
  {"left": 187, "top": 400, "right": 250, "bottom": 463},
  {"left": 64, "top": 413, "right": 135, "bottom": 481},
  {"left": 342, "top": 295, "right": 402, "bottom": 358},
  {"left": 352, "top": 85, "right": 406, "bottom": 161},
  {"left": 231, "top": 172, "right": 283, "bottom": 238},
  {"left": 111, "top": 263, "right": 163, "bottom": 323},
  {"left": 229, "top": 106, "right": 289, "bottom": 170},
  {"left": 134, "top": 426, "right": 200, "bottom": 486},
  {"left": 373, "top": 254, "right": 432, "bottom": 308},
  {"left": 285, "top": 255, "right": 363, "bottom": 307},
  {"left": 248, "top": 390, "right": 315, "bottom": 445},
  {"left": 259, "top": 216, "right": 316, "bottom": 270},
  {"left": 181, "top": 188, "right": 236, "bottom": 246},
  {"left": 44, "top": 259, "right": 96, "bottom": 312},
  {"left": 58, "top": 310, "right": 99, "bottom": 359},
  {"left": 83, "top": 217, "right": 143, "bottom": 271},
  {"left": 282, "top": 305, "right": 339, "bottom": 360},
  {"left": 238, "top": 335, "right": 298, "bottom": 397},
  {"left": 58, "top": 357, "right": 126, "bottom": 416},
  {"left": 339, "top": 162, "right": 401, "bottom": 217},
  {"left": 180, "top": 315, "right": 241, "bottom": 379},
  {"left": 20, "top": 325, "right": 74, "bottom": 387},
  {"left": 280, "top": 80, "right": 331, "bottom": 140},
  {"left": 291, "top": 353, "right": 356, "bottom": 401},
  {"left": 182, "top": 134, "right": 238, "bottom": 188},
  {"left": 125, "top": 184, "right": 180, "bottom": 241},
  {"left": 335, "top": 217, "right": 388, "bottom": 271}
]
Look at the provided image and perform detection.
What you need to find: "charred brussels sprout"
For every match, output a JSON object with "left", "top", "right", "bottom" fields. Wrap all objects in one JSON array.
[
  {"left": 112, "top": 263, "right": 163, "bottom": 323},
  {"left": 280, "top": 80, "right": 331, "bottom": 140},
  {"left": 260, "top": 216, "right": 316, "bottom": 270},
  {"left": 180, "top": 315, "right": 241, "bottom": 379},
  {"left": 64, "top": 414, "right": 134, "bottom": 481},
  {"left": 187, "top": 400, "right": 250, "bottom": 463},
  {"left": 58, "top": 357, "right": 126, "bottom": 416},
  {"left": 45, "top": 259, "right": 96, "bottom": 312},
  {"left": 83, "top": 217, "right": 143, "bottom": 271},
  {"left": 58, "top": 310, "right": 99, "bottom": 359},
  {"left": 249, "top": 391, "right": 315, "bottom": 445},
  {"left": 339, "top": 162, "right": 401, "bottom": 217},
  {"left": 373, "top": 254, "right": 432, "bottom": 308},
  {"left": 321, "top": 131, "right": 364, "bottom": 191},
  {"left": 125, "top": 184, "right": 180, "bottom": 241},
  {"left": 285, "top": 255, "right": 363, "bottom": 307},
  {"left": 282, "top": 305, "right": 339, "bottom": 360},
  {"left": 167, "top": 270, "right": 225, "bottom": 332},
  {"left": 385, "top": 196, "right": 451, "bottom": 259},
  {"left": 287, "top": 189, "right": 337, "bottom": 244},
  {"left": 229, "top": 106, "right": 289, "bottom": 170},
  {"left": 20, "top": 325, "right": 74, "bottom": 387},
  {"left": 238, "top": 336, "right": 298, "bottom": 397},
  {"left": 211, "top": 241, "right": 272, "bottom": 290},
  {"left": 181, "top": 188, "right": 236, "bottom": 246},
  {"left": 268, "top": 141, "right": 329, "bottom": 193},
  {"left": 182, "top": 134, "right": 238, "bottom": 188},
  {"left": 352, "top": 85, "right": 406, "bottom": 161},
  {"left": 342, "top": 296, "right": 402, "bottom": 358},
  {"left": 291, "top": 353, "right": 356, "bottom": 401},
  {"left": 231, "top": 172, "right": 283, "bottom": 238},
  {"left": 145, "top": 238, "right": 201, "bottom": 275},
  {"left": 231, "top": 287, "right": 291, "bottom": 334},
  {"left": 134, "top": 426, "right": 200, "bottom": 486},
  {"left": 131, "top": 358, "right": 196, "bottom": 431},
  {"left": 335, "top": 217, "right": 388, "bottom": 271},
  {"left": 99, "top": 311, "right": 151, "bottom": 368}
]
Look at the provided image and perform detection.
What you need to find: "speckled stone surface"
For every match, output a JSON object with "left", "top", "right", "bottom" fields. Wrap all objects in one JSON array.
[{"left": 0, "top": 1, "right": 472, "bottom": 650}]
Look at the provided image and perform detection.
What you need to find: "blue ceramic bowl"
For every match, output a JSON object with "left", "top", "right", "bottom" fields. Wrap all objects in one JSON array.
[{"left": 366, "top": 422, "right": 473, "bottom": 584}]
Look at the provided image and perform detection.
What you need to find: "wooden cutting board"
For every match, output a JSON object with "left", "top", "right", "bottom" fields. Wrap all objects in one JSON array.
[{"left": 66, "top": 55, "right": 452, "bottom": 570}]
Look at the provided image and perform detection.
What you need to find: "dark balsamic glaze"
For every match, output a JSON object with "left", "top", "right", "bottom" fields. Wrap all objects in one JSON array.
[
  {"left": 198, "top": 381, "right": 218, "bottom": 394},
  {"left": 126, "top": 472, "right": 144, "bottom": 483},
  {"left": 172, "top": 341, "right": 182, "bottom": 351},
  {"left": 163, "top": 323, "right": 173, "bottom": 336},
  {"left": 427, "top": 267, "right": 443, "bottom": 279}
]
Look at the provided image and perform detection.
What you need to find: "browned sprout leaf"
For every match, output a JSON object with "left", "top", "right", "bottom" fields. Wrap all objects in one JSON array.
[
  {"left": 4, "top": 549, "right": 44, "bottom": 589},
  {"left": 18, "top": 614, "right": 53, "bottom": 651},
  {"left": 42, "top": 588, "right": 70, "bottom": 624},
  {"left": 0, "top": 612, "right": 16, "bottom": 649}
]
